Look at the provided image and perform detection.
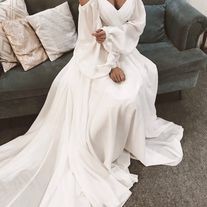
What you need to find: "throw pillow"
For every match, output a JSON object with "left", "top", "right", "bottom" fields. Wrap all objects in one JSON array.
[
  {"left": 0, "top": 0, "right": 29, "bottom": 72},
  {"left": 2, "top": 18, "right": 48, "bottom": 71},
  {"left": 27, "top": 2, "right": 77, "bottom": 61}
]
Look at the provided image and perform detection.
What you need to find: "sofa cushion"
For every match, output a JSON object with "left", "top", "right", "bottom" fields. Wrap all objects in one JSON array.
[
  {"left": 143, "top": 0, "right": 165, "bottom": 5},
  {"left": 137, "top": 41, "right": 207, "bottom": 81},
  {"left": 0, "top": 63, "right": 3, "bottom": 76},
  {"left": 140, "top": 4, "right": 167, "bottom": 43},
  {"left": 0, "top": 51, "right": 73, "bottom": 101}
]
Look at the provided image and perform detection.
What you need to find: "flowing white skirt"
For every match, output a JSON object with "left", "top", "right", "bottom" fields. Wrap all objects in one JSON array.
[{"left": 0, "top": 49, "right": 183, "bottom": 207}]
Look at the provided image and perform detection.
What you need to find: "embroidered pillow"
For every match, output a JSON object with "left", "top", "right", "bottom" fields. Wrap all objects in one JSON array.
[
  {"left": 2, "top": 18, "right": 48, "bottom": 71},
  {"left": 0, "top": 0, "right": 29, "bottom": 72},
  {"left": 27, "top": 2, "right": 77, "bottom": 61}
]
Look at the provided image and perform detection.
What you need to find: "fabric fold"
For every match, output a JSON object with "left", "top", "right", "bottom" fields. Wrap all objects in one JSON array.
[
  {"left": 0, "top": 0, "right": 184, "bottom": 206},
  {"left": 100, "top": 0, "right": 146, "bottom": 55},
  {"left": 74, "top": 0, "right": 143, "bottom": 79}
]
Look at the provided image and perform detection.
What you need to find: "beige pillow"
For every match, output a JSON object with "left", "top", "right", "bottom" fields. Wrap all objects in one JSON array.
[
  {"left": 0, "top": 0, "right": 29, "bottom": 72},
  {"left": 2, "top": 18, "right": 48, "bottom": 71},
  {"left": 27, "top": 2, "right": 77, "bottom": 61}
]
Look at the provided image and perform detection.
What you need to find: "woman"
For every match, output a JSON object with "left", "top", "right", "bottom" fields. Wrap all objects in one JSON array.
[{"left": 0, "top": 0, "right": 183, "bottom": 206}]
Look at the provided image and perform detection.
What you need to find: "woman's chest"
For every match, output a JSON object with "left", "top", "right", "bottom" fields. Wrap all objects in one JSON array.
[
  {"left": 106, "top": 0, "right": 127, "bottom": 10},
  {"left": 98, "top": 0, "right": 134, "bottom": 26}
]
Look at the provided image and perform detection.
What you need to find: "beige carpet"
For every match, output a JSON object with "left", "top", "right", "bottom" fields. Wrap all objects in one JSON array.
[{"left": 126, "top": 70, "right": 207, "bottom": 207}]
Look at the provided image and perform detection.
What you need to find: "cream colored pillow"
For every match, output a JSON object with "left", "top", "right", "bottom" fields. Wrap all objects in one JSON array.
[
  {"left": 27, "top": 2, "right": 77, "bottom": 61},
  {"left": 0, "top": 0, "right": 29, "bottom": 72},
  {"left": 2, "top": 18, "right": 48, "bottom": 71}
]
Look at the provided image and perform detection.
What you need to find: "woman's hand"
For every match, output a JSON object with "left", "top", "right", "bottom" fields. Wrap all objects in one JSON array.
[
  {"left": 109, "top": 67, "right": 126, "bottom": 83},
  {"left": 92, "top": 29, "right": 106, "bottom": 44}
]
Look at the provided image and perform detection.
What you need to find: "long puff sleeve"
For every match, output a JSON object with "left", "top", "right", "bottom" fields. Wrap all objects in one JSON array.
[
  {"left": 100, "top": 0, "right": 146, "bottom": 55},
  {"left": 73, "top": 0, "right": 118, "bottom": 79}
]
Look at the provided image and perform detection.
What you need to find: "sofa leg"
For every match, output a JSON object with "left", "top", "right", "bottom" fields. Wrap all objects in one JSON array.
[{"left": 178, "top": 90, "right": 182, "bottom": 100}]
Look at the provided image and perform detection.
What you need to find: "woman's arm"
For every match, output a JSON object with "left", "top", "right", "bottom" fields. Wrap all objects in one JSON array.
[{"left": 76, "top": 0, "right": 125, "bottom": 81}]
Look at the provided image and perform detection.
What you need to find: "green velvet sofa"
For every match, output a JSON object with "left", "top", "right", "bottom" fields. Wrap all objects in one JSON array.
[{"left": 0, "top": 0, "right": 207, "bottom": 119}]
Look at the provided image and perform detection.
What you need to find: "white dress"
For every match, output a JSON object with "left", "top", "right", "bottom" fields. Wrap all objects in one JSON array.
[{"left": 0, "top": 0, "right": 184, "bottom": 206}]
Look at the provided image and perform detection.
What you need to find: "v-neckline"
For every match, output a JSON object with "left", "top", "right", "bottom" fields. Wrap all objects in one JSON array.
[{"left": 104, "top": 0, "right": 129, "bottom": 11}]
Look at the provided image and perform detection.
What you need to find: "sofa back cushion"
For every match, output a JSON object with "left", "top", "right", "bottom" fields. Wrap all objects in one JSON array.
[
  {"left": 0, "top": 63, "right": 3, "bottom": 76},
  {"left": 143, "top": 0, "right": 165, "bottom": 5},
  {"left": 139, "top": 3, "right": 168, "bottom": 43}
]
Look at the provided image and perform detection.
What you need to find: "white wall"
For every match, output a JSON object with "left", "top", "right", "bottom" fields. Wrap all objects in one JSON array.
[
  {"left": 187, "top": 0, "right": 207, "bottom": 47},
  {"left": 187, "top": 0, "right": 207, "bottom": 16}
]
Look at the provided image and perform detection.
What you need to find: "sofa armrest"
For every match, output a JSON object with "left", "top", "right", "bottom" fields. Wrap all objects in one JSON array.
[{"left": 165, "top": 0, "right": 207, "bottom": 50}]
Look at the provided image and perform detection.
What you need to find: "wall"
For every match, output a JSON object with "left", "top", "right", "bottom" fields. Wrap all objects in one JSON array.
[
  {"left": 187, "top": 0, "right": 207, "bottom": 16},
  {"left": 187, "top": 0, "right": 207, "bottom": 48}
]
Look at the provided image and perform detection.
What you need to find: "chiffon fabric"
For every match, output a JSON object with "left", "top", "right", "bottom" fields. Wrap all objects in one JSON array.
[{"left": 0, "top": 0, "right": 184, "bottom": 206}]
